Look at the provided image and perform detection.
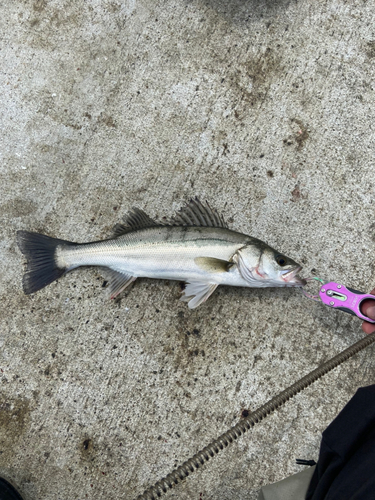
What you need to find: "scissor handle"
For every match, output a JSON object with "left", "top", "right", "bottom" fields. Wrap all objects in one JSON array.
[{"left": 319, "top": 282, "right": 375, "bottom": 323}]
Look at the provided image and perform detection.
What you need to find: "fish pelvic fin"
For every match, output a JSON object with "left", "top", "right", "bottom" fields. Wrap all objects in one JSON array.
[
  {"left": 100, "top": 268, "right": 137, "bottom": 299},
  {"left": 170, "top": 197, "right": 228, "bottom": 228},
  {"left": 16, "top": 230, "right": 74, "bottom": 294},
  {"left": 180, "top": 281, "right": 218, "bottom": 309}
]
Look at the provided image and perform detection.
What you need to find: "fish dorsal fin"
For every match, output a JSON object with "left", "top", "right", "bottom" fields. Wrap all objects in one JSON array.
[
  {"left": 180, "top": 281, "right": 218, "bottom": 309},
  {"left": 113, "top": 207, "right": 159, "bottom": 236},
  {"left": 112, "top": 224, "right": 133, "bottom": 237},
  {"left": 170, "top": 198, "right": 228, "bottom": 228},
  {"left": 99, "top": 268, "right": 137, "bottom": 299}
]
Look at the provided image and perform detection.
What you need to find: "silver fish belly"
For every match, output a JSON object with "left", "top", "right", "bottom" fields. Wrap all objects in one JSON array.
[
  {"left": 17, "top": 198, "right": 306, "bottom": 308},
  {"left": 59, "top": 226, "right": 248, "bottom": 282}
]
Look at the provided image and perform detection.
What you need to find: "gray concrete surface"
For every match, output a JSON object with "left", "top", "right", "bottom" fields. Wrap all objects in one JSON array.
[{"left": 1, "top": 0, "right": 375, "bottom": 498}]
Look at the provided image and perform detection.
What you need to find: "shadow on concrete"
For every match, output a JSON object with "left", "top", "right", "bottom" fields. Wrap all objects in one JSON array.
[{"left": 194, "top": 0, "right": 294, "bottom": 24}]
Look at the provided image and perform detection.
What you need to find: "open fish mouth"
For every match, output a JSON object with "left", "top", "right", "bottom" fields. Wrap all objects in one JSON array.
[
  {"left": 17, "top": 197, "right": 308, "bottom": 308},
  {"left": 281, "top": 266, "right": 307, "bottom": 286}
]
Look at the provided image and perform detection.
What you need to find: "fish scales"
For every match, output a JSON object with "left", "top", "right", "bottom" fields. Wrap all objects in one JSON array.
[
  {"left": 58, "top": 226, "right": 248, "bottom": 282},
  {"left": 16, "top": 198, "right": 306, "bottom": 308}
]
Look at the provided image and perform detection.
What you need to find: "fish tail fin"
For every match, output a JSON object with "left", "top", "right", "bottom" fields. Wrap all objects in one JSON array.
[{"left": 16, "top": 230, "right": 74, "bottom": 294}]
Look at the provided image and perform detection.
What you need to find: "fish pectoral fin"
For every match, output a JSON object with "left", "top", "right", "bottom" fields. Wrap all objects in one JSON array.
[
  {"left": 99, "top": 268, "right": 137, "bottom": 299},
  {"left": 194, "top": 257, "right": 233, "bottom": 273},
  {"left": 180, "top": 281, "right": 218, "bottom": 309}
]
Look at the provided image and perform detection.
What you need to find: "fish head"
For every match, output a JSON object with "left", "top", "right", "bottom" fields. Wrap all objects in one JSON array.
[
  {"left": 237, "top": 243, "right": 306, "bottom": 287},
  {"left": 260, "top": 247, "right": 306, "bottom": 287}
]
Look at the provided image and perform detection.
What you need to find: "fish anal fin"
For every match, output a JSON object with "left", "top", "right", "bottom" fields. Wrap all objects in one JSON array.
[
  {"left": 170, "top": 197, "right": 228, "bottom": 229},
  {"left": 180, "top": 281, "right": 218, "bottom": 309},
  {"left": 194, "top": 257, "right": 232, "bottom": 273},
  {"left": 100, "top": 268, "right": 137, "bottom": 299}
]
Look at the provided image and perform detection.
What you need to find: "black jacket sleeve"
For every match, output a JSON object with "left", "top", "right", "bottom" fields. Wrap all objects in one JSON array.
[{"left": 306, "top": 384, "right": 375, "bottom": 500}]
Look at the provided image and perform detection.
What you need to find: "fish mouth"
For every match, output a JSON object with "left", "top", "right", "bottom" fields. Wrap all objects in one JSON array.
[{"left": 281, "top": 266, "right": 307, "bottom": 286}]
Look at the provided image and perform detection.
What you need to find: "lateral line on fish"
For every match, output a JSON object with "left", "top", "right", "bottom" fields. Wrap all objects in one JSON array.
[{"left": 16, "top": 198, "right": 306, "bottom": 308}]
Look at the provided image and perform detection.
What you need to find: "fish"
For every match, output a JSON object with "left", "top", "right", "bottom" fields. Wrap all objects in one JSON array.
[{"left": 16, "top": 198, "right": 306, "bottom": 309}]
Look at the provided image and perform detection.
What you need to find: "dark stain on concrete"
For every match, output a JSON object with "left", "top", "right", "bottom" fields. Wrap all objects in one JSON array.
[
  {"left": 30, "top": 18, "right": 40, "bottom": 28},
  {"left": 291, "top": 184, "right": 301, "bottom": 202},
  {"left": 0, "top": 396, "right": 30, "bottom": 464},
  {"left": 199, "top": 0, "right": 294, "bottom": 25},
  {"left": 283, "top": 119, "right": 310, "bottom": 151},
  {"left": 231, "top": 47, "right": 282, "bottom": 109},
  {"left": 291, "top": 183, "right": 307, "bottom": 202},
  {"left": 0, "top": 199, "right": 38, "bottom": 218},
  {"left": 283, "top": 136, "right": 294, "bottom": 146},
  {"left": 33, "top": 0, "right": 47, "bottom": 13},
  {"left": 292, "top": 118, "right": 310, "bottom": 150},
  {"left": 369, "top": 223, "right": 375, "bottom": 242},
  {"left": 82, "top": 438, "right": 93, "bottom": 451},
  {"left": 366, "top": 41, "right": 375, "bottom": 59},
  {"left": 27, "top": 2, "right": 83, "bottom": 49},
  {"left": 79, "top": 437, "right": 96, "bottom": 462},
  {"left": 99, "top": 115, "right": 117, "bottom": 128}
]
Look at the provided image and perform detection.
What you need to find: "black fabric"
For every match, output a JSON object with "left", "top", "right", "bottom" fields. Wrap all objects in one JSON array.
[
  {"left": 306, "top": 384, "right": 375, "bottom": 500},
  {"left": 0, "top": 477, "right": 24, "bottom": 500}
]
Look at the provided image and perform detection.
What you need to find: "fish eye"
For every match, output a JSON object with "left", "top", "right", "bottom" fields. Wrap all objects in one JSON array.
[{"left": 276, "top": 255, "right": 287, "bottom": 266}]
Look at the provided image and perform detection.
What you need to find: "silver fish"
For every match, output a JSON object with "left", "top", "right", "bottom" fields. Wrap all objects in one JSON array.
[{"left": 16, "top": 198, "right": 306, "bottom": 308}]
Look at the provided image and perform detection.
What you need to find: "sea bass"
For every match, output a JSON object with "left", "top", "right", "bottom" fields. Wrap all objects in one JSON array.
[{"left": 17, "top": 198, "right": 306, "bottom": 308}]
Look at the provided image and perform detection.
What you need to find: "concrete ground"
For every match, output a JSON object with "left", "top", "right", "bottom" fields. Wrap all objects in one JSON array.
[{"left": 1, "top": 0, "right": 375, "bottom": 498}]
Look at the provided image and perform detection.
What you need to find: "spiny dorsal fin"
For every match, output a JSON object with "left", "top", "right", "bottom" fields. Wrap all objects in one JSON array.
[
  {"left": 170, "top": 197, "right": 228, "bottom": 228},
  {"left": 113, "top": 207, "right": 159, "bottom": 236},
  {"left": 112, "top": 224, "right": 133, "bottom": 237}
]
